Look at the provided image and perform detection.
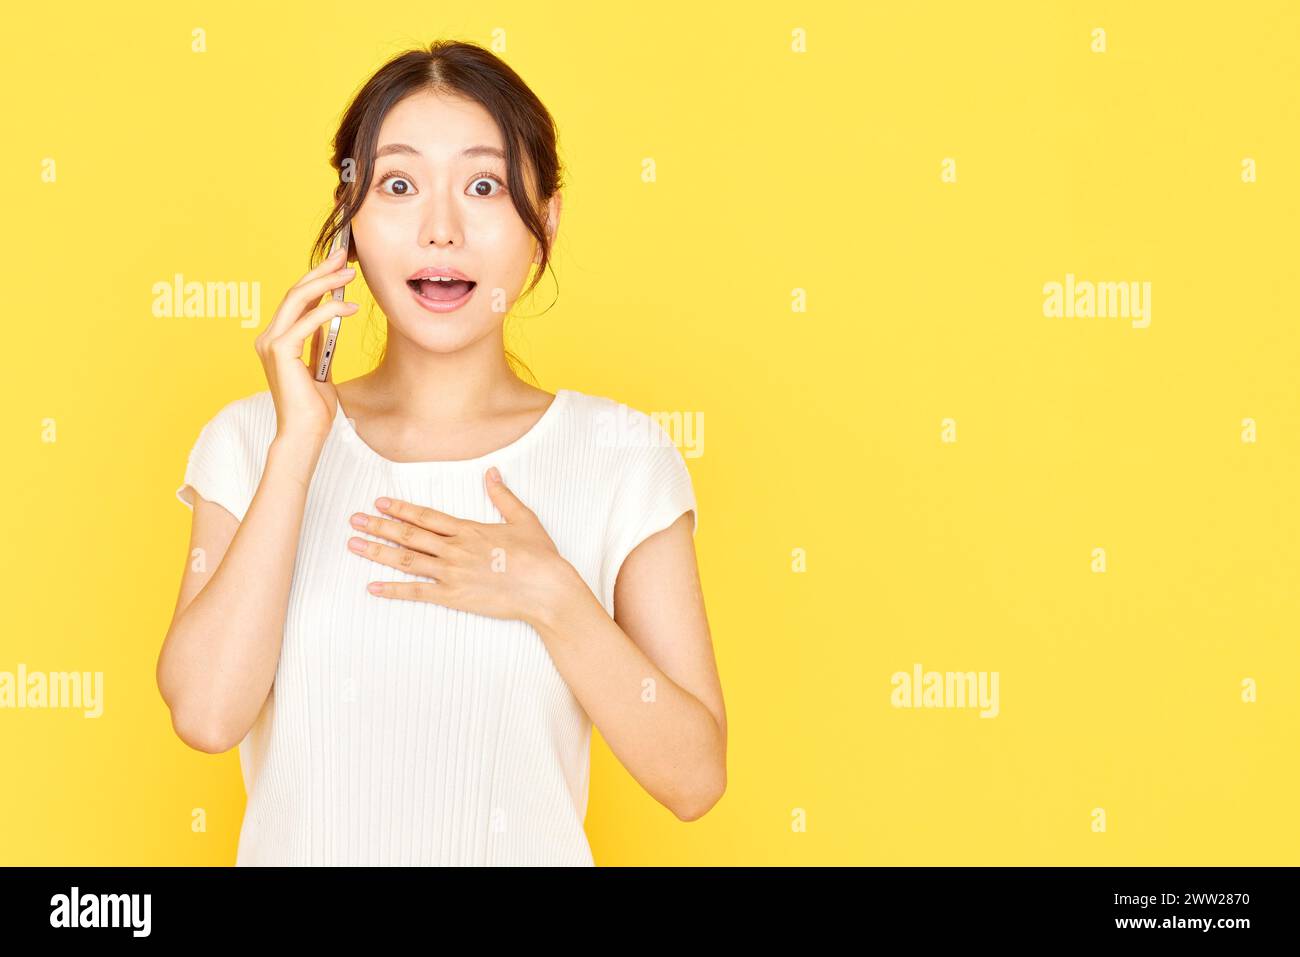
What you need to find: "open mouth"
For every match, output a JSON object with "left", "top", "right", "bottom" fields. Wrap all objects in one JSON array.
[{"left": 406, "top": 277, "right": 477, "bottom": 302}]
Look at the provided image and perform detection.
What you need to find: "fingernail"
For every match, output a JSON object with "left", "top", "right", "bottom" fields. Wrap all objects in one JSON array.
[
  {"left": 487, "top": 467, "right": 500, "bottom": 483},
  {"left": 341, "top": 267, "right": 355, "bottom": 276},
  {"left": 376, "top": 497, "right": 392, "bottom": 510}
]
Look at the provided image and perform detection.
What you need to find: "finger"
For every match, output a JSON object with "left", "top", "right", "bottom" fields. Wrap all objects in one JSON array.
[
  {"left": 310, "top": 324, "right": 322, "bottom": 372},
  {"left": 483, "top": 466, "right": 534, "bottom": 524},
  {"left": 295, "top": 246, "right": 349, "bottom": 289},
  {"left": 347, "top": 535, "right": 447, "bottom": 580},
  {"left": 267, "top": 265, "right": 357, "bottom": 340},
  {"left": 294, "top": 262, "right": 356, "bottom": 300},
  {"left": 350, "top": 511, "right": 449, "bottom": 554},
  {"left": 375, "top": 497, "right": 463, "bottom": 536},
  {"left": 366, "top": 580, "right": 449, "bottom": 605},
  {"left": 279, "top": 299, "right": 359, "bottom": 355}
]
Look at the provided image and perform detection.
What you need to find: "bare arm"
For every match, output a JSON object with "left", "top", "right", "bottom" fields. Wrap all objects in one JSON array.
[
  {"left": 158, "top": 239, "right": 357, "bottom": 753},
  {"left": 157, "top": 432, "right": 325, "bottom": 753},
  {"left": 533, "top": 510, "right": 726, "bottom": 821}
]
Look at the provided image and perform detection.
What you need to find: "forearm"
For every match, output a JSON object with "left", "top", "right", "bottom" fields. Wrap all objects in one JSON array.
[
  {"left": 160, "top": 432, "right": 323, "bottom": 749},
  {"left": 529, "top": 568, "right": 725, "bottom": 821}
]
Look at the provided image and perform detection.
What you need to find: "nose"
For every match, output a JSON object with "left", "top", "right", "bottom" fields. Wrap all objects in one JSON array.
[{"left": 417, "top": 194, "right": 464, "bottom": 247}]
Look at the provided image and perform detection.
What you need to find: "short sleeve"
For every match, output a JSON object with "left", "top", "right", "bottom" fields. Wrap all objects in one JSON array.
[
  {"left": 598, "top": 421, "right": 698, "bottom": 615},
  {"left": 175, "top": 401, "right": 255, "bottom": 522}
]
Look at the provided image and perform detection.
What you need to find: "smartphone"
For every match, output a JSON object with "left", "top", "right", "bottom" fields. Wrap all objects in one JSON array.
[{"left": 313, "top": 221, "right": 352, "bottom": 382}]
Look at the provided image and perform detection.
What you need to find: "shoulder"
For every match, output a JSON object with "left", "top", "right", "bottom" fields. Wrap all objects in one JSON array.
[
  {"left": 577, "top": 389, "right": 700, "bottom": 611},
  {"left": 207, "top": 388, "right": 274, "bottom": 428},
  {"left": 177, "top": 390, "right": 276, "bottom": 523},
  {"left": 560, "top": 387, "right": 697, "bottom": 525},
  {"left": 194, "top": 388, "right": 277, "bottom": 452},
  {"left": 558, "top": 388, "right": 684, "bottom": 457}
]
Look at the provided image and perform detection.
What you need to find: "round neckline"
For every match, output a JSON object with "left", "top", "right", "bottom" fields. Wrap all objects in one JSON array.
[{"left": 333, "top": 388, "right": 569, "bottom": 474}]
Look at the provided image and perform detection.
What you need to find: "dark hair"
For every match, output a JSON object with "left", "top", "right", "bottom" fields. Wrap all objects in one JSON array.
[{"left": 311, "top": 40, "right": 565, "bottom": 380}]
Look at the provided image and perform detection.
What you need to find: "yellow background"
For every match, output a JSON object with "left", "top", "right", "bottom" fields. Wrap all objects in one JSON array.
[{"left": 3, "top": 1, "right": 1297, "bottom": 864}]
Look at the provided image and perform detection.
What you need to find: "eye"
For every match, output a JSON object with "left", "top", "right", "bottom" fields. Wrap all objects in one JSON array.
[
  {"left": 467, "top": 173, "right": 507, "bottom": 197},
  {"left": 377, "top": 172, "right": 415, "bottom": 196}
]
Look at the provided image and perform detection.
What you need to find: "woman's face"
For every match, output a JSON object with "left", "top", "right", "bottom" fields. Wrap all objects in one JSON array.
[{"left": 349, "top": 89, "right": 557, "bottom": 354}]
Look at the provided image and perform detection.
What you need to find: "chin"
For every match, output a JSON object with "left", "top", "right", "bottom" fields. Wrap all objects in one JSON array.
[{"left": 392, "top": 316, "right": 493, "bottom": 353}]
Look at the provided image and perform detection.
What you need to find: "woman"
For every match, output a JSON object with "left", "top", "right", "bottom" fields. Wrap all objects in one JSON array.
[{"left": 157, "top": 41, "right": 725, "bottom": 866}]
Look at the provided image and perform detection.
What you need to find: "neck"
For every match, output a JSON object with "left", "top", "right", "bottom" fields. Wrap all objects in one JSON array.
[{"left": 356, "top": 325, "right": 530, "bottom": 425}]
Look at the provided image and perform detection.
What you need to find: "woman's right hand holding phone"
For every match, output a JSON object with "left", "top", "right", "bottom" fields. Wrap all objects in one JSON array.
[
  {"left": 256, "top": 246, "right": 360, "bottom": 443},
  {"left": 163, "top": 245, "right": 360, "bottom": 757}
]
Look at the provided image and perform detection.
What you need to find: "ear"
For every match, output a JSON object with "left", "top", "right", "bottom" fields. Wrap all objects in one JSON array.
[{"left": 532, "top": 190, "right": 562, "bottom": 265}]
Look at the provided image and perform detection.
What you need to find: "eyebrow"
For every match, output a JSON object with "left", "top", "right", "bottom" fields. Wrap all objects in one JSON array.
[{"left": 373, "top": 143, "right": 505, "bottom": 161}]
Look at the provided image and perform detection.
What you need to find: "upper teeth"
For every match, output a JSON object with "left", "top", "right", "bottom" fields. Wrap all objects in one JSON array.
[{"left": 421, "top": 276, "right": 458, "bottom": 281}]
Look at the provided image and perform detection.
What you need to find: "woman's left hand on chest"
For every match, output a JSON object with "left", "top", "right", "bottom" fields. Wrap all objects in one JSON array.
[{"left": 347, "top": 466, "right": 578, "bottom": 626}]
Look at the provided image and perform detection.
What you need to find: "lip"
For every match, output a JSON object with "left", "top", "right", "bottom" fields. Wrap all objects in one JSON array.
[
  {"left": 408, "top": 266, "right": 474, "bottom": 282},
  {"left": 408, "top": 278, "right": 476, "bottom": 314}
]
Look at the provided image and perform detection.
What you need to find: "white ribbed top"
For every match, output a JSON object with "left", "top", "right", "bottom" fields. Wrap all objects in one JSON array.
[{"left": 174, "top": 387, "right": 697, "bottom": 866}]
